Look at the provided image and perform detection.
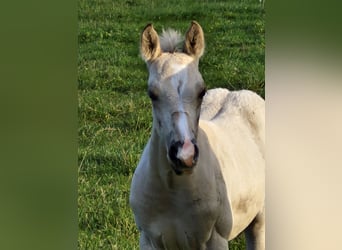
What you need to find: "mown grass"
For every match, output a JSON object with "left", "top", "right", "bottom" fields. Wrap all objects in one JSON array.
[{"left": 78, "top": 0, "right": 264, "bottom": 249}]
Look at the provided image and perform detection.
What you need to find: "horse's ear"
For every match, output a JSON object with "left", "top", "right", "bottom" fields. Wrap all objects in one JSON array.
[
  {"left": 141, "top": 24, "right": 162, "bottom": 62},
  {"left": 183, "top": 21, "right": 205, "bottom": 58}
]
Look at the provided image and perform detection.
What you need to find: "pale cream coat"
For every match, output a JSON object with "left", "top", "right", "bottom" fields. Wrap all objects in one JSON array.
[{"left": 130, "top": 21, "right": 265, "bottom": 250}]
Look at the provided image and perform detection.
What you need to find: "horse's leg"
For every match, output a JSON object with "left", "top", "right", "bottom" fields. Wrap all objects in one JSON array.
[
  {"left": 139, "top": 231, "right": 155, "bottom": 250},
  {"left": 206, "top": 229, "right": 229, "bottom": 250},
  {"left": 244, "top": 207, "right": 265, "bottom": 250}
]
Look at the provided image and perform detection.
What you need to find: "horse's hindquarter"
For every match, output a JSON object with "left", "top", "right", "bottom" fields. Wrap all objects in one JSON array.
[{"left": 199, "top": 89, "right": 265, "bottom": 239}]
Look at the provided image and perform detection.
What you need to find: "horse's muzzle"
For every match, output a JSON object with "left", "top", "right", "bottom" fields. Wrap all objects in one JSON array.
[{"left": 168, "top": 139, "right": 199, "bottom": 175}]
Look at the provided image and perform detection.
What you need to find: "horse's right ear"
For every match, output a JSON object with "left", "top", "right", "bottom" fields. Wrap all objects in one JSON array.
[{"left": 141, "top": 24, "right": 162, "bottom": 62}]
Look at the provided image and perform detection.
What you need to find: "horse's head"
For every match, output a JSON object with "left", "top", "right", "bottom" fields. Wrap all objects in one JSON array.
[{"left": 140, "top": 21, "right": 206, "bottom": 175}]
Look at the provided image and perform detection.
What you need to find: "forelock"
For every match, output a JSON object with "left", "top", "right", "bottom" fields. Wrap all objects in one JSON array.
[{"left": 159, "top": 29, "right": 183, "bottom": 53}]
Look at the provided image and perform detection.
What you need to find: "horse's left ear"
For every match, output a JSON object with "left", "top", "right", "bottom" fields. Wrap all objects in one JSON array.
[{"left": 183, "top": 21, "right": 205, "bottom": 58}]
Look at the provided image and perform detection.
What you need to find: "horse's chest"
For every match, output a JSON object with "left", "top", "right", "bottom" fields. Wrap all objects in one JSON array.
[{"left": 140, "top": 194, "right": 219, "bottom": 249}]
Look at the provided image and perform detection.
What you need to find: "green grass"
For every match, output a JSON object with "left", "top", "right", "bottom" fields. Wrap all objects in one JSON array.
[{"left": 78, "top": 0, "right": 264, "bottom": 249}]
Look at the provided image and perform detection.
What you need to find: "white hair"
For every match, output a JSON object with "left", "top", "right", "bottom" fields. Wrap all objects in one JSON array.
[{"left": 159, "top": 29, "right": 183, "bottom": 53}]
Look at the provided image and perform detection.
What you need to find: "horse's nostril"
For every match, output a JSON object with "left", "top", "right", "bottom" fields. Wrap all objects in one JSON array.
[
  {"left": 168, "top": 144, "right": 177, "bottom": 161},
  {"left": 193, "top": 143, "right": 199, "bottom": 163},
  {"left": 168, "top": 141, "right": 182, "bottom": 163}
]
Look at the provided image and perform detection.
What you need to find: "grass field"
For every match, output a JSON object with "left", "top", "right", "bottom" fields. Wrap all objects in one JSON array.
[{"left": 78, "top": 0, "right": 264, "bottom": 249}]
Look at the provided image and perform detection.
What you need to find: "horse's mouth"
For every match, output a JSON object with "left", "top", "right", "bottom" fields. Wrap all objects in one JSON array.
[
  {"left": 169, "top": 158, "right": 198, "bottom": 176},
  {"left": 171, "top": 165, "right": 195, "bottom": 176}
]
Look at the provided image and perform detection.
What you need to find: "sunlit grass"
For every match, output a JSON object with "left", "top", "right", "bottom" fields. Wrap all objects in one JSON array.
[{"left": 78, "top": 0, "right": 264, "bottom": 248}]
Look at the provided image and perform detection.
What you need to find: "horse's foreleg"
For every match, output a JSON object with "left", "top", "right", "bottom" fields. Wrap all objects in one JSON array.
[
  {"left": 139, "top": 231, "right": 155, "bottom": 250},
  {"left": 244, "top": 207, "right": 265, "bottom": 250},
  {"left": 206, "top": 229, "right": 229, "bottom": 250}
]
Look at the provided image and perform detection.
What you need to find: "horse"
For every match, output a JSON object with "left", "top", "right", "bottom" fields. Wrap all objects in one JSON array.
[{"left": 129, "top": 21, "right": 265, "bottom": 250}]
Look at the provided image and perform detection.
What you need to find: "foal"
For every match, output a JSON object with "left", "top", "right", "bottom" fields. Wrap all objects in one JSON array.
[{"left": 130, "top": 21, "right": 265, "bottom": 250}]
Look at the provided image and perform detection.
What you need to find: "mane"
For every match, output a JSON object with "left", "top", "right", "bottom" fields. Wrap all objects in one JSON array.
[{"left": 159, "top": 28, "right": 183, "bottom": 53}]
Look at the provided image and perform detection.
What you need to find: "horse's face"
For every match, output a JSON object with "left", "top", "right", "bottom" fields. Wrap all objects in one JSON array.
[
  {"left": 148, "top": 54, "right": 206, "bottom": 174},
  {"left": 141, "top": 22, "right": 206, "bottom": 175}
]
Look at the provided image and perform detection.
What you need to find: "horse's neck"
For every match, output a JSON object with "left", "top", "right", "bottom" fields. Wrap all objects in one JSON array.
[
  {"left": 149, "top": 129, "right": 168, "bottom": 175},
  {"left": 149, "top": 130, "right": 176, "bottom": 189}
]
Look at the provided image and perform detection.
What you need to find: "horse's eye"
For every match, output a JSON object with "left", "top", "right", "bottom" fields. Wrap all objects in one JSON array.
[
  {"left": 148, "top": 90, "right": 158, "bottom": 101},
  {"left": 198, "top": 88, "right": 207, "bottom": 99}
]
